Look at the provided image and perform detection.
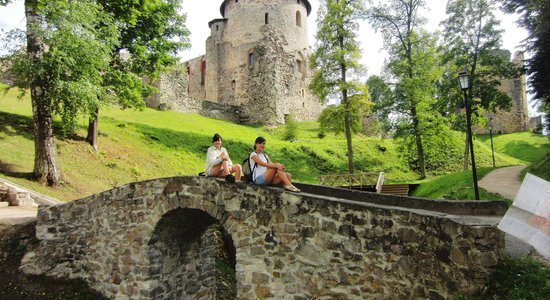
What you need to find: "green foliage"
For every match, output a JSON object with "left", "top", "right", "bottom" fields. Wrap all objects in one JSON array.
[
  {"left": 310, "top": 0, "right": 369, "bottom": 173},
  {"left": 476, "top": 257, "right": 550, "bottom": 299},
  {"left": 309, "top": 0, "right": 367, "bottom": 103},
  {"left": 440, "top": 0, "right": 517, "bottom": 120},
  {"left": 0, "top": 86, "right": 530, "bottom": 201},
  {"left": 318, "top": 92, "right": 369, "bottom": 135},
  {"left": 366, "top": 75, "right": 393, "bottom": 135},
  {"left": 397, "top": 128, "right": 465, "bottom": 175},
  {"left": 501, "top": 0, "right": 550, "bottom": 133},
  {"left": 368, "top": 1, "right": 445, "bottom": 178},
  {"left": 478, "top": 131, "right": 550, "bottom": 180},
  {"left": 4, "top": 0, "right": 119, "bottom": 136},
  {"left": 282, "top": 114, "right": 298, "bottom": 141}
]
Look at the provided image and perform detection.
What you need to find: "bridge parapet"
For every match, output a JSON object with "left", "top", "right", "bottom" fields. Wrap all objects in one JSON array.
[{"left": 22, "top": 177, "right": 505, "bottom": 299}]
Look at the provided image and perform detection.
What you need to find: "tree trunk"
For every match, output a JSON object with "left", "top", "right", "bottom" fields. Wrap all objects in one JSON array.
[
  {"left": 343, "top": 90, "right": 354, "bottom": 174},
  {"left": 410, "top": 105, "right": 426, "bottom": 179},
  {"left": 86, "top": 108, "right": 99, "bottom": 151},
  {"left": 339, "top": 32, "right": 354, "bottom": 174},
  {"left": 26, "top": 0, "right": 60, "bottom": 186}
]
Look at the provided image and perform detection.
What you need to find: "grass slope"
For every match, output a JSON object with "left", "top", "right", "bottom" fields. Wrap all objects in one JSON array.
[
  {"left": 478, "top": 132, "right": 550, "bottom": 180},
  {"left": 0, "top": 84, "right": 531, "bottom": 201},
  {"left": 1, "top": 86, "right": 417, "bottom": 200}
]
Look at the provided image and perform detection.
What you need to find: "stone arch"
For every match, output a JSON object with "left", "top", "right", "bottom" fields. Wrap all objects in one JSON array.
[{"left": 147, "top": 207, "right": 236, "bottom": 298}]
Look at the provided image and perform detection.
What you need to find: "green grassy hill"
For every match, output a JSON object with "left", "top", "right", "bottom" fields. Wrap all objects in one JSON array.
[{"left": 0, "top": 84, "right": 530, "bottom": 201}]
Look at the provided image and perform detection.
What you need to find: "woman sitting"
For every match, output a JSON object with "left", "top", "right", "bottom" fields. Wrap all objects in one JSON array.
[
  {"left": 205, "top": 133, "right": 241, "bottom": 182},
  {"left": 249, "top": 136, "right": 300, "bottom": 192}
]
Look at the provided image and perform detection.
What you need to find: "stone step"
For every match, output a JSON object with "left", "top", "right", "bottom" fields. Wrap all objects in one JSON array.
[{"left": 0, "top": 201, "right": 9, "bottom": 208}]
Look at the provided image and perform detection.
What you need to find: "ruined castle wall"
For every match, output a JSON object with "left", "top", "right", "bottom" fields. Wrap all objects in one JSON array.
[
  {"left": 22, "top": 177, "right": 505, "bottom": 299},
  {"left": 147, "top": 0, "right": 321, "bottom": 125},
  {"left": 475, "top": 52, "right": 530, "bottom": 134}
]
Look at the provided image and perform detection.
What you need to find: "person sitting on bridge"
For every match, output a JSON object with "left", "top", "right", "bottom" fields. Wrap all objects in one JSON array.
[
  {"left": 250, "top": 136, "right": 300, "bottom": 192},
  {"left": 205, "top": 133, "right": 241, "bottom": 182}
]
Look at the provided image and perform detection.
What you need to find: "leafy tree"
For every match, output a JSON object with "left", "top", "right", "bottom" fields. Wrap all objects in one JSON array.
[
  {"left": 500, "top": 0, "right": 550, "bottom": 133},
  {"left": 85, "top": 0, "right": 190, "bottom": 150},
  {"left": 367, "top": 0, "right": 445, "bottom": 179},
  {"left": 440, "top": 0, "right": 517, "bottom": 169},
  {"left": 310, "top": 0, "right": 369, "bottom": 174},
  {"left": 366, "top": 75, "right": 394, "bottom": 136},
  {"left": 2, "top": 0, "right": 119, "bottom": 186},
  {"left": 318, "top": 94, "right": 369, "bottom": 135}
]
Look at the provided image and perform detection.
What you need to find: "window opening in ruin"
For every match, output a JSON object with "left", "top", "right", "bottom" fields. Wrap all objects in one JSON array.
[
  {"left": 301, "top": 89, "right": 305, "bottom": 97},
  {"left": 265, "top": 13, "right": 269, "bottom": 25},
  {"left": 248, "top": 51, "right": 255, "bottom": 67},
  {"left": 296, "top": 11, "right": 301, "bottom": 27},
  {"left": 231, "top": 80, "right": 236, "bottom": 91},
  {"left": 200, "top": 61, "right": 206, "bottom": 86},
  {"left": 302, "top": 102, "right": 305, "bottom": 108},
  {"left": 186, "top": 63, "right": 190, "bottom": 75},
  {"left": 216, "top": 25, "right": 219, "bottom": 31},
  {"left": 296, "top": 59, "right": 303, "bottom": 73}
]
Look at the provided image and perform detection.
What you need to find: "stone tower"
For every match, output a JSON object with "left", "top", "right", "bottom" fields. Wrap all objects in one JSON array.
[
  {"left": 479, "top": 52, "right": 530, "bottom": 134},
  {"left": 181, "top": 0, "right": 323, "bottom": 125}
]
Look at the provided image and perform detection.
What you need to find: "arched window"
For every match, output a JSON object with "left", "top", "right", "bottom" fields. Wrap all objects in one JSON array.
[
  {"left": 265, "top": 13, "right": 269, "bottom": 25},
  {"left": 296, "top": 59, "right": 303, "bottom": 73},
  {"left": 200, "top": 61, "right": 206, "bottom": 86},
  {"left": 248, "top": 50, "right": 255, "bottom": 67},
  {"left": 296, "top": 11, "right": 301, "bottom": 27}
]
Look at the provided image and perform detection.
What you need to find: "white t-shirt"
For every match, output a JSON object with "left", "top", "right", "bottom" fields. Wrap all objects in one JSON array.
[
  {"left": 205, "top": 146, "right": 232, "bottom": 174},
  {"left": 250, "top": 152, "right": 268, "bottom": 181}
]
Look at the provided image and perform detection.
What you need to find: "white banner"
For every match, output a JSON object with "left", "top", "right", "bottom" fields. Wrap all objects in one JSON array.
[{"left": 498, "top": 173, "right": 550, "bottom": 258}]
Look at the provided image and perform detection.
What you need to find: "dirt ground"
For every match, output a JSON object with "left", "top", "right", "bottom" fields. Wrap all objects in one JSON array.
[{"left": 0, "top": 222, "right": 106, "bottom": 300}]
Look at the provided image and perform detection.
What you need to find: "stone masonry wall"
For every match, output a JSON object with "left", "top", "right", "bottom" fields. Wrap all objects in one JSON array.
[{"left": 21, "top": 177, "right": 505, "bottom": 299}]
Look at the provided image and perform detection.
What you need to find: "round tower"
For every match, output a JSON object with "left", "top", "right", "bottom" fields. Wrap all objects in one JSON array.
[{"left": 201, "top": 0, "right": 322, "bottom": 125}]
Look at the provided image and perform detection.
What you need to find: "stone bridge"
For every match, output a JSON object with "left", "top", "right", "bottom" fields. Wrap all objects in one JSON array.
[{"left": 21, "top": 177, "right": 508, "bottom": 299}]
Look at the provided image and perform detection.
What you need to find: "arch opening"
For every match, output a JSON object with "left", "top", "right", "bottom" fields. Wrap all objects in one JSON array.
[{"left": 147, "top": 208, "right": 236, "bottom": 298}]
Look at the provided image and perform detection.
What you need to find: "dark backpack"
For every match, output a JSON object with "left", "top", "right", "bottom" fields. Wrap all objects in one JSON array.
[{"left": 242, "top": 154, "right": 255, "bottom": 183}]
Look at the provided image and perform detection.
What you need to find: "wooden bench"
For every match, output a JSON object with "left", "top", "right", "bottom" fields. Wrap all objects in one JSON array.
[
  {"left": 380, "top": 184, "right": 410, "bottom": 196},
  {"left": 319, "top": 172, "right": 385, "bottom": 192}
]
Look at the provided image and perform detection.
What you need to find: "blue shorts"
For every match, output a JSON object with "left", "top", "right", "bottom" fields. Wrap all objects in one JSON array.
[{"left": 254, "top": 174, "right": 269, "bottom": 185}]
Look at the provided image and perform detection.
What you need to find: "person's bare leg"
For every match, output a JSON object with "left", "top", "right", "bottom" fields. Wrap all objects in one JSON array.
[
  {"left": 210, "top": 164, "right": 223, "bottom": 177},
  {"left": 271, "top": 171, "right": 292, "bottom": 187},
  {"left": 231, "top": 164, "right": 242, "bottom": 181}
]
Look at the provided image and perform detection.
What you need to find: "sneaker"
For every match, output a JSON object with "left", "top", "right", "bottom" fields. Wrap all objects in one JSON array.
[
  {"left": 225, "top": 174, "right": 235, "bottom": 183},
  {"left": 284, "top": 185, "right": 301, "bottom": 193}
]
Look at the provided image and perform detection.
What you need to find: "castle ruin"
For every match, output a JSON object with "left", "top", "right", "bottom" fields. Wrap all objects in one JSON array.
[{"left": 148, "top": 0, "right": 323, "bottom": 125}]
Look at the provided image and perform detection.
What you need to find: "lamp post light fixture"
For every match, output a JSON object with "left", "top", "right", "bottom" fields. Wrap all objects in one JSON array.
[{"left": 458, "top": 70, "right": 480, "bottom": 200}]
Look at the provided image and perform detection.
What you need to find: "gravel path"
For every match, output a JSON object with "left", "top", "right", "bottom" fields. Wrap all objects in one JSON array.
[{"left": 478, "top": 165, "right": 527, "bottom": 200}]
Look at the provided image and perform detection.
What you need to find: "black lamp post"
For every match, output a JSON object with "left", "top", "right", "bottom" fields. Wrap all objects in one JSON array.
[
  {"left": 489, "top": 121, "right": 495, "bottom": 168},
  {"left": 459, "top": 71, "right": 480, "bottom": 200}
]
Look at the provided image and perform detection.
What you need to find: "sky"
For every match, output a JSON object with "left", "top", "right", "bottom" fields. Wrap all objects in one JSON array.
[{"left": 0, "top": 0, "right": 528, "bottom": 77}]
